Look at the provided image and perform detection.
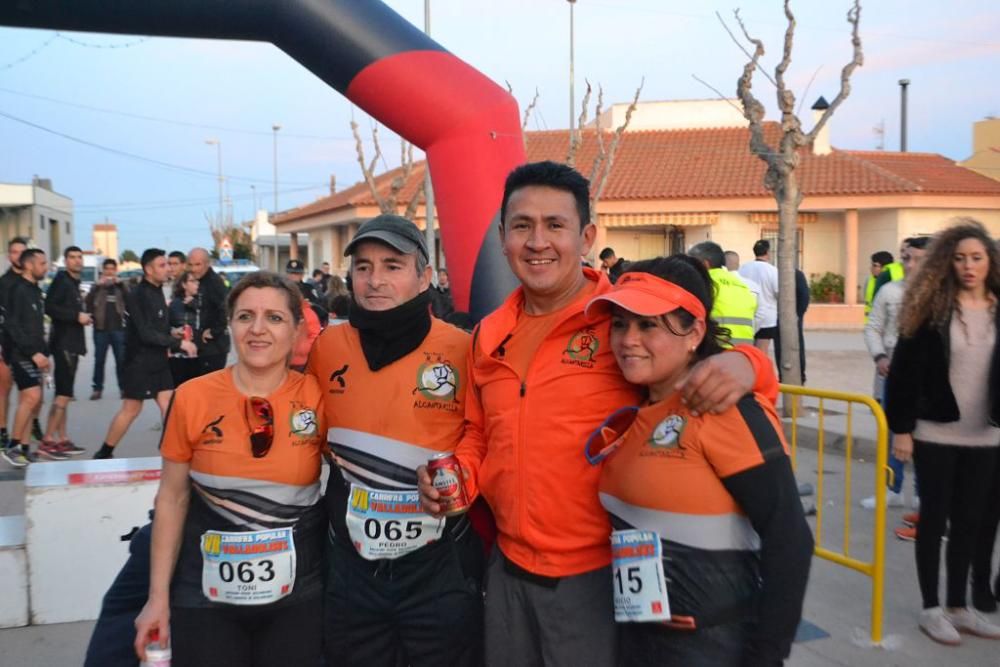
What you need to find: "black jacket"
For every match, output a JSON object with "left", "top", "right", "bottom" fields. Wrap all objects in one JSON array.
[
  {"left": 0, "top": 267, "right": 20, "bottom": 348},
  {"left": 4, "top": 276, "right": 47, "bottom": 359},
  {"left": 430, "top": 286, "right": 455, "bottom": 319},
  {"left": 125, "top": 279, "right": 181, "bottom": 371},
  {"left": 195, "top": 268, "right": 230, "bottom": 357},
  {"left": 46, "top": 270, "right": 87, "bottom": 355},
  {"left": 886, "top": 310, "right": 1000, "bottom": 435},
  {"left": 608, "top": 258, "right": 628, "bottom": 284}
]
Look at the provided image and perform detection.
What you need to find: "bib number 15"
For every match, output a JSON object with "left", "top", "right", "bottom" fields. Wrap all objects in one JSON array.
[
  {"left": 219, "top": 560, "right": 275, "bottom": 584},
  {"left": 614, "top": 566, "right": 643, "bottom": 595},
  {"left": 363, "top": 519, "right": 423, "bottom": 542}
]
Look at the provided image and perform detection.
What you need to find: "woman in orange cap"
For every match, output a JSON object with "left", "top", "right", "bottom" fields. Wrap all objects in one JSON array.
[{"left": 584, "top": 255, "right": 812, "bottom": 666}]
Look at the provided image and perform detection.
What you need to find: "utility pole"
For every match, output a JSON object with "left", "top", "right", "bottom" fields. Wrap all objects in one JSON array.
[
  {"left": 424, "top": 0, "right": 437, "bottom": 271},
  {"left": 272, "top": 123, "right": 282, "bottom": 270}
]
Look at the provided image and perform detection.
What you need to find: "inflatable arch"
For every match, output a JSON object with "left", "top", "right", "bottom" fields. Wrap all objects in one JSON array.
[{"left": 0, "top": 0, "right": 525, "bottom": 320}]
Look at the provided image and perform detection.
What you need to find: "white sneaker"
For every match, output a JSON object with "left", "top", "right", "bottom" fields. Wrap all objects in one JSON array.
[
  {"left": 911, "top": 495, "right": 920, "bottom": 510},
  {"left": 946, "top": 607, "right": 1000, "bottom": 639},
  {"left": 860, "top": 490, "right": 904, "bottom": 510},
  {"left": 920, "top": 607, "right": 961, "bottom": 646}
]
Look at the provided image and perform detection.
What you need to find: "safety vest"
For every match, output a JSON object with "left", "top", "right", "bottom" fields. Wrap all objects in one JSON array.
[
  {"left": 865, "top": 263, "right": 904, "bottom": 321},
  {"left": 864, "top": 275, "right": 877, "bottom": 319},
  {"left": 708, "top": 268, "right": 757, "bottom": 347}
]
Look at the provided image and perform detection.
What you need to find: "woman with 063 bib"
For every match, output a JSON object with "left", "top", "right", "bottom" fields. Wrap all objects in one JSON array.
[
  {"left": 584, "top": 256, "right": 813, "bottom": 666},
  {"left": 134, "top": 272, "right": 327, "bottom": 665}
]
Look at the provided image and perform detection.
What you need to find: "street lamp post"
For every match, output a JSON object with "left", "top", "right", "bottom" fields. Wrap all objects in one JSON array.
[
  {"left": 272, "top": 123, "right": 281, "bottom": 271},
  {"left": 205, "top": 138, "right": 223, "bottom": 225},
  {"left": 568, "top": 0, "right": 577, "bottom": 133}
]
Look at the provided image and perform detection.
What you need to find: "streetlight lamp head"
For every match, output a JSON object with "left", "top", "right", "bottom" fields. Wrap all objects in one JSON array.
[
  {"left": 272, "top": 124, "right": 282, "bottom": 132},
  {"left": 205, "top": 138, "right": 219, "bottom": 145}
]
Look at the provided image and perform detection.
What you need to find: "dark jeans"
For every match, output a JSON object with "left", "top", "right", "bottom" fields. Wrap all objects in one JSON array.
[
  {"left": 92, "top": 329, "right": 126, "bottom": 392},
  {"left": 912, "top": 441, "right": 997, "bottom": 609},
  {"left": 84, "top": 522, "right": 152, "bottom": 667},
  {"left": 621, "top": 620, "right": 757, "bottom": 667}
]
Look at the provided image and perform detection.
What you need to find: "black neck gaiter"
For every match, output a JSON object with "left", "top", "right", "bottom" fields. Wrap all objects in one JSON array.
[{"left": 348, "top": 290, "right": 432, "bottom": 371}]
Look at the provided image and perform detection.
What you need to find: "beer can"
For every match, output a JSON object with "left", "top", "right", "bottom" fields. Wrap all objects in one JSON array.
[
  {"left": 182, "top": 324, "right": 193, "bottom": 342},
  {"left": 427, "top": 452, "right": 470, "bottom": 516}
]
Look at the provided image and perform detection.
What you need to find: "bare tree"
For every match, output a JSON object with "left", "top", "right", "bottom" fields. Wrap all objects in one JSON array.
[
  {"left": 726, "top": 0, "right": 862, "bottom": 387},
  {"left": 350, "top": 120, "right": 425, "bottom": 217},
  {"left": 507, "top": 83, "right": 541, "bottom": 152},
  {"left": 566, "top": 80, "right": 644, "bottom": 225}
]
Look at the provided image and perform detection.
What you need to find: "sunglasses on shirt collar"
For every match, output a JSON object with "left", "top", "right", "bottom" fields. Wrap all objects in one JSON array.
[
  {"left": 584, "top": 406, "right": 640, "bottom": 465},
  {"left": 245, "top": 396, "right": 274, "bottom": 458}
]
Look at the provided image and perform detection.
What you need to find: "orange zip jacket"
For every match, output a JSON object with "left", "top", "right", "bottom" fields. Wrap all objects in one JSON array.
[{"left": 456, "top": 268, "right": 777, "bottom": 578}]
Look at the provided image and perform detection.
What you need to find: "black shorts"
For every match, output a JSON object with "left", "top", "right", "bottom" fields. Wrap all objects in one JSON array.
[
  {"left": 121, "top": 363, "right": 173, "bottom": 400},
  {"left": 754, "top": 326, "right": 778, "bottom": 341},
  {"left": 10, "top": 356, "right": 43, "bottom": 391},
  {"left": 53, "top": 350, "right": 80, "bottom": 398}
]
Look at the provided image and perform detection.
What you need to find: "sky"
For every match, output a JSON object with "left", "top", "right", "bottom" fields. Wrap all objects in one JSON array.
[{"left": 1, "top": 0, "right": 998, "bottom": 256}]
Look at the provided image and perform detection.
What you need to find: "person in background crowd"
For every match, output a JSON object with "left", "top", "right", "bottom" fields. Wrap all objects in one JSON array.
[
  {"left": 164, "top": 250, "right": 187, "bottom": 304},
  {"left": 309, "top": 214, "right": 486, "bottom": 666},
  {"left": 599, "top": 246, "right": 628, "bottom": 284},
  {"left": 133, "top": 272, "right": 326, "bottom": 666},
  {"left": 93, "top": 249, "right": 196, "bottom": 460},
  {"left": 418, "top": 161, "right": 773, "bottom": 666},
  {"left": 887, "top": 220, "right": 1000, "bottom": 645},
  {"left": 861, "top": 237, "right": 929, "bottom": 539},
  {"left": 285, "top": 259, "right": 321, "bottom": 306},
  {"left": 320, "top": 261, "right": 333, "bottom": 294},
  {"left": 86, "top": 259, "right": 128, "bottom": 400},
  {"left": 584, "top": 256, "right": 811, "bottom": 666},
  {"left": 310, "top": 268, "right": 326, "bottom": 295},
  {"left": 187, "top": 248, "right": 230, "bottom": 375},
  {"left": 724, "top": 250, "right": 741, "bottom": 272},
  {"left": 873, "top": 243, "right": 906, "bottom": 299},
  {"left": 430, "top": 267, "right": 455, "bottom": 319},
  {"left": 688, "top": 242, "right": 758, "bottom": 347},
  {"left": 1, "top": 248, "right": 49, "bottom": 467},
  {"left": 738, "top": 240, "right": 779, "bottom": 356},
  {"left": 0, "top": 237, "right": 28, "bottom": 451},
  {"left": 168, "top": 271, "right": 202, "bottom": 388},
  {"left": 865, "top": 250, "right": 894, "bottom": 321},
  {"left": 41, "top": 245, "right": 91, "bottom": 458}
]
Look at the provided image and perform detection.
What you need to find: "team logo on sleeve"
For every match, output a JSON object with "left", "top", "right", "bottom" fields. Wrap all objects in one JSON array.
[
  {"left": 413, "top": 352, "right": 460, "bottom": 412},
  {"left": 648, "top": 415, "right": 686, "bottom": 450},
  {"left": 562, "top": 328, "right": 600, "bottom": 368},
  {"left": 328, "top": 364, "right": 349, "bottom": 395},
  {"left": 289, "top": 408, "right": 318, "bottom": 437}
]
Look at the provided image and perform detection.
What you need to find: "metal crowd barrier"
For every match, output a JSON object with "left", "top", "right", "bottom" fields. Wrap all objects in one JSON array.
[{"left": 780, "top": 384, "right": 888, "bottom": 645}]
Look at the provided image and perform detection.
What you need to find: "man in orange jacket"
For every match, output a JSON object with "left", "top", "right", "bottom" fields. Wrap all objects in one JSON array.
[{"left": 419, "top": 161, "right": 776, "bottom": 666}]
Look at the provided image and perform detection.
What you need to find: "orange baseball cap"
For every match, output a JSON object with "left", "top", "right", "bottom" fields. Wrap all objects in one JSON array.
[{"left": 585, "top": 272, "right": 706, "bottom": 322}]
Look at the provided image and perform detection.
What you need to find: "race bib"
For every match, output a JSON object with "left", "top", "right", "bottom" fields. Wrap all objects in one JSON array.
[
  {"left": 611, "top": 529, "right": 670, "bottom": 623},
  {"left": 201, "top": 528, "right": 296, "bottom": 605},
  {"left": 345, "top": 483, "right": 444, "bottom": 560}
]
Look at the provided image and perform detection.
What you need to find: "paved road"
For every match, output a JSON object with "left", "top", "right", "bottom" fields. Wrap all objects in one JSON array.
[{"left": 3, "top": 331, "right": 999, "bottom": 666}]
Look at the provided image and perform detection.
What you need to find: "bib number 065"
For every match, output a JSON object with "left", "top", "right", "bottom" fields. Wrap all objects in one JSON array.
[
  {"left": 218, "top": 559, "right": 275, "bottom": 584},
  {"left": 364, "top": 519, "right": 423, "bottom": 542}
]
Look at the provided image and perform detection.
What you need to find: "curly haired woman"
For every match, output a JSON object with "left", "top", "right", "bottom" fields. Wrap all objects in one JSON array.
[{"left": 887, "top": 219, "right": 1000, "bottom": 645}]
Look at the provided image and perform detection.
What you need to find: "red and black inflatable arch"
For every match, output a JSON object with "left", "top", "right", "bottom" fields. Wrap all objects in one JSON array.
[{"left": 0, "top": 0, "right": 524, "bottom": 320}]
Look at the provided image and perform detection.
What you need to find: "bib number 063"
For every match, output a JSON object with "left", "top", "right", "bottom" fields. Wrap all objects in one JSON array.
[
  {"left": 363, "top": 519, "right": 423, "bottom": 542},
  {"left": 218, "top": 559, "right": 275, "bottom": 584}
]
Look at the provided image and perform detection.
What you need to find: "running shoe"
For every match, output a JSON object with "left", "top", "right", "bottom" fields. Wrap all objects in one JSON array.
[
  {"left": 895, "top": 525, "right": 917, "bottom": 542},
  {"left": 902, "top": 512, "right": 919, "bottom": 528},
  {"left": 31, "top": 419, "right": 44, "bottom": 443},
  {"left": 2, "top": 447, "right": 30, "bottom": 468},
  {"left": 860, "top": 490, "right": 904, "bottom": 509},
  {"left": 920, "top": 607, "right": 961, "bottom": 646},
  {"left": 946, "top": 607, "right": 1000, "bottom": 639},
  {"left": 0, "top": 431, "right": 9, "bottom": 450},
  {"left": 38, "top": 440, "right": 69, "bottom": 461},
  {"left": 57, "top": 440, "right": 86, "bottom": 457}
]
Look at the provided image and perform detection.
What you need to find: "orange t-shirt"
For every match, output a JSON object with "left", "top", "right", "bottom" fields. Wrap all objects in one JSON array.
[{"left": 160, "top": 368, "right": 327, "bottom": 607}]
